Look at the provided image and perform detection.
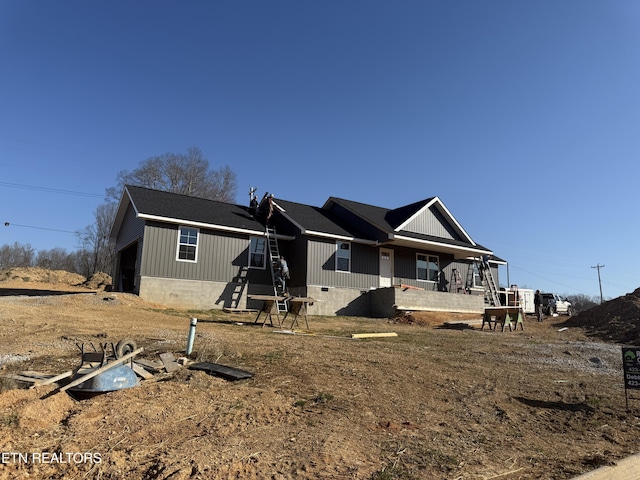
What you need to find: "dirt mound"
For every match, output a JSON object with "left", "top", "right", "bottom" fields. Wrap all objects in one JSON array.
[
  {"left": 83, "top": 272, "right": 112, "bottom": 290},
  {"left": 562, "top": 287, "right": 640, "bottom": 345},
  {"left": 0, "top": 267, "right": 86, "bottom": 286},
  {"left": 0, "top": 268, "right": 112, "bottom": 291},
  {"left": 0, "top": 385, "right": 75, "bottom": 432}
]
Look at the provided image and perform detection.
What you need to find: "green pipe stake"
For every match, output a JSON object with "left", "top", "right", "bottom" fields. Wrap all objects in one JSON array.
[{"left": 186, "top": 317, "right": 197, "bottom": 355}]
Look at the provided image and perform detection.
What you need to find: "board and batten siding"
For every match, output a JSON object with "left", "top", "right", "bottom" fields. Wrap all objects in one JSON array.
[
  {"left": 115, "top": 206, "right": 145, "bottom": 251},
  {"left": 306, "top": 238, "right": 379, "bottom": 289},
  {"left": 140, "top": 222, "right": 262, "bottom": 282},
  {"left": 402, "top": 205, "right": 458, "bottom": 240}
]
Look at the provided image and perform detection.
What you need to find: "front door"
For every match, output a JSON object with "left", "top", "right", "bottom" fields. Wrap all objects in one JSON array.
[{"left": 379, "top": 248, "right": 393, "bottom": 287}]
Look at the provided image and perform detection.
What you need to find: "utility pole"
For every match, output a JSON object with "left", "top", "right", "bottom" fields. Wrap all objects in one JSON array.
[{"left": 591, "top": 263, "right": 605, "bottom": 304}]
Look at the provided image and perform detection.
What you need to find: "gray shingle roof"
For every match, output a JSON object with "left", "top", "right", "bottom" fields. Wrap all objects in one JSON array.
[
  {"left": 326, "top": 197, "right": 435, "bottom": 231},
  {"left": 274, "top": 198, "right": 371, "bottom": 239},
  {"left": 125, "top": 185, "right": 264, "bottom": 232},
  {"left": 120, "top": 186, "right": 495, "bottom": 256}
]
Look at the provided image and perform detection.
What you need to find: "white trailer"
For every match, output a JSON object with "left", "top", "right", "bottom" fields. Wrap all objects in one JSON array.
[
  {"left": 500, "top": 286, "right": 535, "bottom": 314},
  {"left": 516, "top": 288, "right": 535, "bottom": 314}
]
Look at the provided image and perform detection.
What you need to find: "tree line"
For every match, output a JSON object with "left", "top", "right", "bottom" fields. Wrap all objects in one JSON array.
[{"left": 0, "top": 147, "right": 237, "bottom": 279}]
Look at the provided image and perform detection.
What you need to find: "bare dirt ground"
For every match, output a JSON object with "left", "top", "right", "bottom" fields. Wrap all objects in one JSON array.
[{"left": 1, "top": 268, "right": 640, "bottom": 479}]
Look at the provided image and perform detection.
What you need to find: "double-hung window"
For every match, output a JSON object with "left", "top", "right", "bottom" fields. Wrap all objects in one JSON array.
[
  {"left": 416, "top": 254, "right": 439, "bottom": 282},
  {"left": 336, "top": 241, "right": 351, "bottom": 272},
  {"left": 177, "top": 226, "right": 198, "bottom": 262},
  {"left": 249, "top": 236, "right": 267, "bottom": 269}
]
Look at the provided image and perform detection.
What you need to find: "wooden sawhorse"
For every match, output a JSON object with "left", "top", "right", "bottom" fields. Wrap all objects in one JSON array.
[
  {"left": 248, "top": 295, "right": 287, "bottom": 328},
  {"left": 482, "top": 306, "right": 525, "bottom": 332},
  {"left": 283, "top": 297, "right": 315, "bottom": 330}
]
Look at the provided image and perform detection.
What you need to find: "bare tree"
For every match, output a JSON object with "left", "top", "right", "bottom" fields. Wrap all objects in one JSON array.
[
  {"left": 76, "top": 203, "right": 117, "bottom": 277},
  {"left": 106, "top": 147, "right": 237, "bottom": 203},
  {"left": 35, "top": 247, "right": 76, "bottom": 272},
  {"left": 0, "top": 242, "right": 36, "bottom": 269},
  {"left": 567, "top": 293, "right": 600, "bottom": 314}
]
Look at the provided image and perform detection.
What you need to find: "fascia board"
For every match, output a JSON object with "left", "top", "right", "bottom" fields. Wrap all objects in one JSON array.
[
  {"left": 109, "top": 187, "right": 136, "bottom": 242},
  {"left": 304, "top": 229, "right": 378, "bottom": 245},
  {"left": 137, "top": 213, "right": 281, "bottom": 238},
  {"left": 394, "top": 196, "right": 476, "bottom": 246},
  {"left": 393, "top": 198, "right": 434, "bottom": 232},
  {"left": 392, "top": 233, "right": 492, "bottom": 256}
]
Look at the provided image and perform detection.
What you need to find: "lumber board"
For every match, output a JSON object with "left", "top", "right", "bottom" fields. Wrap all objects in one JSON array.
[
  {"left": 19, "top": 370, "right": 55, "bottom": 379},
  {"left": 60, "top": 347, "right": 143, "bottom": 393},
  {"left": 223, "top": 308, "right": 258, "bottom": 314},
  {"left": 30, "top": 370, "right": 74, "bottom": 388},
  {"left": 4, "top": 374, "right": 41, "bottom": 384},
  {"left": 134, "top": 358, "right": 164, "bottom": 371},
  {"left": 131, "top": 362, "right": 154, "bottom": 380},
  {"left": 351, "top": 332, "right": 398, "bottom": 339},
  {"left": 159, "top": 352, "right": 181, "bottom": 373}
]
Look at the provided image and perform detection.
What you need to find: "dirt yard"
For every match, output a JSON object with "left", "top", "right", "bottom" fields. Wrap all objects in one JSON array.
[{"left": 1, "top": 268, "right": 640, "bottom": 479}]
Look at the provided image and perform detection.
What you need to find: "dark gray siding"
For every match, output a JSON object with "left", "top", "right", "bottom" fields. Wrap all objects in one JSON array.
[
  {"left": 307, "top": 238, "right": 378, "bottom": 289},
  {"left": 140, "top": 222, "right": 271, "bottom": 285},
  {"left": 403, "top": 205, "right": 460, "bottom": 240},
  {"left": 115, "top": 205, "right": 144, "bottom": 251}
]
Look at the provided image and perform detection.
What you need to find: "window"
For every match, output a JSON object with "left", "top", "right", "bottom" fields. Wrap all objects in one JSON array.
[
  {"left": 473, "top": 263, "right": 482, "bottom": 287},
  {"left": 336, "top": 241, "right": 351, "bottom": 272},
  {"left": 416, "top": 254, "right": 439, "bottom": 282},
  {"left": 249, "top": 237, "right": 267, "bottom": 268},
  {"left": 177, "top": 227, "right": 198, "bottom": 262}
]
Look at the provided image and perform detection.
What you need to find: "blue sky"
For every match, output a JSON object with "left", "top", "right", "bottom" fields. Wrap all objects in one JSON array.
[{"left": 1, "top": 1, "right": 638, "bottom": 300}]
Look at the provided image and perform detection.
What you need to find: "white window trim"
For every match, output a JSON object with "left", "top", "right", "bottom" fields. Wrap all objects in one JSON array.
[
  {"left": 473, "top": 263, "right": 482, "bottom": 287},
  {"left": 176, "top": 226, "right": 199, "bottom": 263},
  {"left": 416, "top": 253, "right": 439, "bottom": 282},
  {"left": 249, "top": 236, "right": 267, "bottom": 270},
  {"left": 336, "top": 241, "right": 351, "bottom": 273}
]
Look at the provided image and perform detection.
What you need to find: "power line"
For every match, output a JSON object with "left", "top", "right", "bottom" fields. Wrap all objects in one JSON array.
[
  {"left": 0, "top": 181, "right": 103, "bottom": 198},
  {"left": 3, "top": 222, "right": 77, "bottom": 234}
]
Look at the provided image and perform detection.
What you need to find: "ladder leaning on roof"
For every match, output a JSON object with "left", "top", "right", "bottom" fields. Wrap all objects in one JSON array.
[
  {"left": 479, "top": 256, "right": 501, "bottom": 307},
  {"left": 265, "top": 227, "right": 288, "bottom": 314}
]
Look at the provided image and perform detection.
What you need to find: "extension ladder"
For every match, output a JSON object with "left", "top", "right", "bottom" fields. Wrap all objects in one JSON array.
[
  {"left": 265, "top": 227, "right": 288, "bottom": 313},
  {"left": 480, "top": 258, "right": 501, "bottom": 307}
]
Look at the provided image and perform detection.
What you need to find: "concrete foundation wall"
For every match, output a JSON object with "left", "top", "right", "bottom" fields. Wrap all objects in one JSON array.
[
  {"left": 387, "top": 287, "right": 485, "bottom": 315},
  {"left": 305, "top": 286, "right": 371, "bottom": 317},
  {"left": 139, "top": 276, "right": 238, "bottom": 310},
  {"left": 139, "top": 277, "right": 485, "bottom": 317}
]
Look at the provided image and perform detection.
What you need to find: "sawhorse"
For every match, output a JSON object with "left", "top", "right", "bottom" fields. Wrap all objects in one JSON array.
[
  {"left": 283, "top": 297, "right": 315, "bottom": 330},
  {"left": 482, "top": 306, "right": 525, "bottom": 332},
  {"left": 248, "top": 295, "right": 287, "bottom": 328}
]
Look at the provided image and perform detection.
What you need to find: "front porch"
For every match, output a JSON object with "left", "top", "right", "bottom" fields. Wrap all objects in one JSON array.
[{"left": 302, "top": 285, "right": 485, "bottom": 318}]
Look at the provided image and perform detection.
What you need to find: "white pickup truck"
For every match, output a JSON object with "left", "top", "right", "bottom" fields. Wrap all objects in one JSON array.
[{"left": 541, "top": 293, "right": 573, "bottom": 316}]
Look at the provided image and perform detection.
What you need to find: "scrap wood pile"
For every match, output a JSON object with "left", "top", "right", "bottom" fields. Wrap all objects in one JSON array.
[
  {"left": 3, "top": 343, "right": 254, "bottom": 396},
  {"left": 4, "top": 350, "right": 187, "bottom": 388}
]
